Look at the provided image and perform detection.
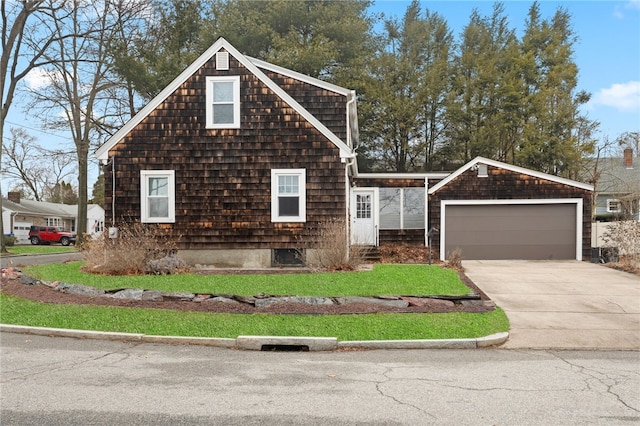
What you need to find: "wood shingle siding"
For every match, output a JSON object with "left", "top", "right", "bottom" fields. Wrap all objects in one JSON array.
[{"left": 104, "top": 51, "right": 347, "bottom": 251}]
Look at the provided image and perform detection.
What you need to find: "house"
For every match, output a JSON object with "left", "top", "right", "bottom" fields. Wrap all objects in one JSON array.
[
  {"left": 585, "top": 148, "right": 640, "bottom": 247},
  {"left": 95, "top": 37, "right": 592, "bottom": 267},
  {"left": 589, "top": 148, "right": 640, "bottom": 222},
  {"left": 2, "top": 191, "right": 105, "bottom": 243}
]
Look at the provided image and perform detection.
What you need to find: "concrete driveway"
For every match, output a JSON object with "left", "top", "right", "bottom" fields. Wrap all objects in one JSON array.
[{"left": 464, "top": 260, "right": 640, "bottom": 350}]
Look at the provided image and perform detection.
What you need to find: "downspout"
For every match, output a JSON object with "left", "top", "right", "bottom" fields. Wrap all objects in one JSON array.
[
  {"left": 424, "top": 177, "right": 429, "bottom": 247},
  {"left": 345, "top": 91, "right": 358, "bottom": 260},
  {"left": 111, "top": 156, "right": 116, "bottom": 225},
  {"left": 344, "top": 155, "right": 357, "bottom": 260}
]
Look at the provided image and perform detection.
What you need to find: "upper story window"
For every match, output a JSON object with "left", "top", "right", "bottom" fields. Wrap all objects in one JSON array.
[
  {"left": 271, "top": 169, "right": 306, "bottom": 223},
  {"left": 205, "top": 76, "right": 240, "bottom": 129},
  {"left": 141, "top": 170, "right": 175, "bottom": 223}
]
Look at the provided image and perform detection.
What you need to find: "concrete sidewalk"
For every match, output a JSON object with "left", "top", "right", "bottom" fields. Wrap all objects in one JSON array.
[{"left": 464, "top": 260, "right": 640, "bottom": 350}]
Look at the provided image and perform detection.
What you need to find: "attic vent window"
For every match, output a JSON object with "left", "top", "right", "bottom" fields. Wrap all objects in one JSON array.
[
  {"left": 216, "top": 51, "right": 229, "bottom": 70},
  {"left": 477, "top": 164, "right": 488, "bottom": 177}
]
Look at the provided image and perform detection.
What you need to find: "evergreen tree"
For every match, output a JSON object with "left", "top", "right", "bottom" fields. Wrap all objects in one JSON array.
[
  {"left": 358, "top": 1, "right": 453, "bottom": 172},
  {"left": 517, "top": 1, "right": 592, "bottom": 176},
  {"left": 444, "top": 3, "right": 521, "bottom": 167}
]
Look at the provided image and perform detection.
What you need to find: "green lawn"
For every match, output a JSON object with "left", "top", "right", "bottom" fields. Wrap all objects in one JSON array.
[
  {"left": 0, "top": 293, "right": 508, "bottom": 340},
  {"left": 3, "top": 245, "right": 77, "bottom": 255},
  {"left": 23, "top": 262, "right": 471, "bottom": 297},
  {"left": 1, "top": 262, "right": 510, "bottom": 340}
]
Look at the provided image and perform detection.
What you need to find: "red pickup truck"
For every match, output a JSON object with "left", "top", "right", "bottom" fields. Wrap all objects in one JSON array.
[{"left": 28, "top": 226, "right": 77, "bottom": 246}]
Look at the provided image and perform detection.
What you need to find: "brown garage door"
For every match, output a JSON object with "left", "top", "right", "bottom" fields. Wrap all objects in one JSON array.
[{"left": 444, "top": 203, "right": 577, "bottom": 260}]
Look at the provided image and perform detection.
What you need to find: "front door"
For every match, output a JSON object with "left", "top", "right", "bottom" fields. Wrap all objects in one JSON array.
[{"left": 351, "top": 189, "right": 377, "bottom": 245}]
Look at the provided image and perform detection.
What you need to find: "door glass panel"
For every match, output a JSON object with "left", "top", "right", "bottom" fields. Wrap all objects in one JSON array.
[{"left": 356, "top": 194, "right": 371, "bottom": 219}]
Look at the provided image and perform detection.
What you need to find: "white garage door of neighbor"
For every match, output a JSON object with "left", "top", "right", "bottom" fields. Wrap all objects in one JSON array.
[
  {"left": 12, "top": 221, "right": 32, "bottom": 244},
  {"left": 442, "top": 202, "right": 580, "bottom": 260}
]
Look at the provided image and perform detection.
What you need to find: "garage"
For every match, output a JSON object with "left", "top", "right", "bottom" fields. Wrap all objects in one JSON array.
[
  {"left": 12, "top": 221, "right": 32, "bottom": 244},
  {"left": 427, "top": 158, "right": 592, "bottom": 262},
  {"left": 441, "top": 200, "right": 581, "bottom": 260}
]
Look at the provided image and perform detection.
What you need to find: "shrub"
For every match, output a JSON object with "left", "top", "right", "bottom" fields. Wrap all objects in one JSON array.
[
  {"left": 446, "top": 247, "right": 464, "bottom": 271},
  {"left": 3, "top": 235, "right": 18, "bottom": 247},
  {"left": 302, "top": 218, "right": 364, "bottom": 271},
  {"left": 80, "top": 222, "right": 188, "bottom": 275},
  {"left": 602, "top": 220, "right": 640, "bottom": 272}
]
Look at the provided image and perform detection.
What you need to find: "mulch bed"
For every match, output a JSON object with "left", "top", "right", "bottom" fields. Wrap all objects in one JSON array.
[{"left": 0, "top": 266, "right": 493, "bottom": 315}]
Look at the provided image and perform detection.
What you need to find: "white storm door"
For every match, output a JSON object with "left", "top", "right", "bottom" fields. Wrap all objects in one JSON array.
[{"left": 351, "top": 189, "right": 377, "bottom": 245}]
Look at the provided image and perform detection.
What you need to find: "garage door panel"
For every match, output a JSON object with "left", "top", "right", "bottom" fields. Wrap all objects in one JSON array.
[
  {"left": 445, "top": 243, "right": 576, "bottom": 260},
  {"left": 446, "top": 229, "right": 575, "bottom": 245},
  {"left": 444, "top": 204, "right": 577, "bottom": 260}
]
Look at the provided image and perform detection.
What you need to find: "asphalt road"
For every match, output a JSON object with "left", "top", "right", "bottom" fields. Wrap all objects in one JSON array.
[
  {"left": 1, "top": 333, "right": 639, "bottom": 425},
  {"left": 0, "top": 251, "right": 83, "bottom": 267}
]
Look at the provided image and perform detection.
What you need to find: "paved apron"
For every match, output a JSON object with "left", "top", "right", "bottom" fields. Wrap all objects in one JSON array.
[{"left": 463, "top": 260, "right": 640, "bottom": 350}]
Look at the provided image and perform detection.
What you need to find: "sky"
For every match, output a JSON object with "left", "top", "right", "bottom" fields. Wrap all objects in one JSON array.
[
  {"left": 3, "top": 0, "right": 640, "bottom": 195},
  {"left": 370, "top": 0, "right": 640, "bottom": 139}
]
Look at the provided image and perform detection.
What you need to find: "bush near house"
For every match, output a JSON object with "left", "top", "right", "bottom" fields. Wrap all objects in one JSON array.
[{"left": 80, "top": 222, "right": 187, "bottom": 275}]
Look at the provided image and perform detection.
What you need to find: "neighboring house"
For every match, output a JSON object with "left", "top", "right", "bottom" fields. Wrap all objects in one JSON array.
[
  {"left": 584, "top": 148, "right": 640, "bottom": 248},
  {"left": 588, "top": 148, "right": 640, "bottom": 222},
  {"left": 95, "top": 37, "right": 593, "bottom": 267},
  {"left": 2, "top": 192, "right": 105, "bottom": 243}
]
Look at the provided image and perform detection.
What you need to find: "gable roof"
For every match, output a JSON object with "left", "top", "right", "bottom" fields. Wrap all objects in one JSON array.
[
  {"left": 2, "top": 198, "right": 75, "bottom": 217},
  {"left": 3, "top": 198, "right": 104, "bottom": 218},
  {"left": 95, "top": 37, "right": 355, "bottom": 161},
  {"left": 582, "top": 156, "right": 640, "bottom": 195},
  {"left": 428, "top": 156, "right": 594, "bottom": 194}
]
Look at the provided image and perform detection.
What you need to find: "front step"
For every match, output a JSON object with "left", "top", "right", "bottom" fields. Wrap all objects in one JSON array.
[{"left": 351, "top": 245, "right": 380, "bottom": 262}]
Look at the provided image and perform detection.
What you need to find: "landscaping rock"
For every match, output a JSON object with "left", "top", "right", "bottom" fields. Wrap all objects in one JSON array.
[
  {"left": 161, "top": 292, "right": 195, "bottom": 301},
  {"left": 111, "top": 289, "right": 144, "bottom": 300},
  {"left": 41, "top": 280, "right": 60, "bottom": 289},
  {"left": 193, "top": 294, "right": 212, "bottom": 302},
  {"left": 62, "top": 284, "right": 105, "bottom": 297},
  {"left": 205, "top": 296, "right": 240, "bottom": 304},
  {"left": 19, "top": 275, "right": 38, "bottom": 286},
  {"left": 336, "top": 296, "right": 409, "bottom": 308},
  {"left": 141, "top": 290, "right": 164, "bottom": 302},
  {"left": 54, "top": 283, "right": 71, "bottom": 292},
  {"left": 425, "top": 299, "right": 455, "bottom": 310},
  {"left": 255, "top": 296, "right": 334, "bottom": 308},
  {"left": 146, "top": 253, "right": 189, "bottom": 275}
]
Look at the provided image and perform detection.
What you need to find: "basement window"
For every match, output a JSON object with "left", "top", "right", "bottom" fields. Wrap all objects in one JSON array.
[{"left": 272, "top": 248, "right": 305, "bottom": 267}]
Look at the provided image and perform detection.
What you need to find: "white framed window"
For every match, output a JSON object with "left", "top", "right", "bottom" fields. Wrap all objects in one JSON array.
[
  {"left": 607, "top": 199, "right": 621, "bottom": 213},
  {"left": 141, "top": 170, "right": 175, "bottom": 223},
  {"left": 271, "top": 169, "right": 306, "bottom": 222},
  {"left": 379, "top": 188, "right": 425, "bottom": 230},
  {"left": 205, "top": 76, "right": 240, "bottom": 129},
  {"left": 46, "top": 217, "right": 62, "bottom": 227}
]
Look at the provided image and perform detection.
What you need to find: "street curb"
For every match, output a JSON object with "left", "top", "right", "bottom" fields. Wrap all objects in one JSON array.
[{"left": 0, "top": 324, "right": 509, "bottom": 350}]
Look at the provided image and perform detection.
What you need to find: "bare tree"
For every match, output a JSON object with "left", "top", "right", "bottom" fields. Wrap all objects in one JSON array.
[
  {"left": 25, "top": 0, "right": 149, "bottom": 244},
  {"left": 616, "top": 131, "right": 640, "bottom": 156},
  {"left": 0, "top": 0, "right": 68, "bottom": 252},
  {"left": 1, "top": 127, "right": 76, "bottom": 200}
]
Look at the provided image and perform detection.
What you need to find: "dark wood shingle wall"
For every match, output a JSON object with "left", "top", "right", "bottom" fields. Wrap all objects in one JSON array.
[{"left": 104, "top": 52, "right": 347, "bottom": 250}]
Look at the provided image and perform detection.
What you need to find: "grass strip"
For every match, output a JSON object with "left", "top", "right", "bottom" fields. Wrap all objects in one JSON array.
[
  {"left": 23, "top": 263, "right": 470, "bottom": 297},
  {"left": 3, "top": 246, "right": 77, "bottom": 255},
  {"left": 0, "top": 293, "right": 509, "bottom": 340}
]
